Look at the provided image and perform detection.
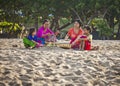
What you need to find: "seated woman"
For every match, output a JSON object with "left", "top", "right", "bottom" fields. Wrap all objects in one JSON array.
[
  {"left": 23, "top": 28, "right": 43, "bottom": 49},
  {"left": 65, "top": 20, "right": 84, "bottom": 49},
  {"left": 36, "top": 20, "right": 56, "bottom": 44}
]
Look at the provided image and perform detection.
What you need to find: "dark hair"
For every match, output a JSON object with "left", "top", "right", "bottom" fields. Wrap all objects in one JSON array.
[
  {"left": 84, "top": 25, "right": 92, "bottom": 33},
  {"left": 29, "top": 28, "right": 36, "bottom": 35},
  {"left": 42, "top": 19, "right": 49, "bottom": 24},
  {"left": 75, "top": 19, "right": 82, "bottom": 27}
]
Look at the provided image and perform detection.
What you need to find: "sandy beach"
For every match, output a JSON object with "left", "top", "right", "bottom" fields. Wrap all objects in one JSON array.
[{"left": 0, "top": 39, "right": 120, "bottom": 86}]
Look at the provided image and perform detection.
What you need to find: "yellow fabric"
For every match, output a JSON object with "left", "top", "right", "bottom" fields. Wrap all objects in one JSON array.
[{"left": 87, "top": 34, "right": 93, "bottom": 42}]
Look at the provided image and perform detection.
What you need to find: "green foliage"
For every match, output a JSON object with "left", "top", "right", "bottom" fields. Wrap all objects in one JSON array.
[
  {"left": 0, "top": 21, "right": 22, "bottom": 34},
  {"left": 92, "top": 18, "right": 113, "bottom": 37},
  {"left": 0, "top": 0, "right": 120, "bottom": 38}
]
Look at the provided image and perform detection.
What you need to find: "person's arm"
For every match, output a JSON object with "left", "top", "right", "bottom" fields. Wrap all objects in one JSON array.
[
  {"left": 47, "top": 28, "right": 55, "bottom": 37},
  {"left": 79, "top": 35, "right": 92, "bottom": 41},
  {"left": 41, "top": 29, "right": 54, "bottom": 37},
  {"left": 65, "top": 34, "right": 69, "bottom": 40},
  {"left": 71, "top": 35, "right": 87, "bottom": 45},
  {"left": 79, "top": 37, "right": 87, "bottom": 41},
  {"left": 48, "top": 29, "right": 54, "bottom": 35},
  {"left": 34, "top": 36, "right": 39, "bottom": 44},
  {"left": 28, "top": 35, "right": 37, "bottom": 44},
  {"left": 71, "top": 35, "right": 81, "bottom": 45},
  {"left": 31, "top": 40, "right": 37, "bottom": 44},
  {"left": 64, "top": 28, "right": 72, "bottom": 40},
  {"left": 55, "top": 30, "right": 60, "bottom": 36},
  {"left": 42, "top": 33, "right": 50, "bottom": 37}
]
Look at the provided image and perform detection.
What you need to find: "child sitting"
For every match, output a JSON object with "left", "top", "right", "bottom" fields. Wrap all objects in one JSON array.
[
  {"left": 79, "top": 25, "right": 92, "bottom": 50},
  {"left": 23, "top": 28, "right": 43, "bottom": 49}
]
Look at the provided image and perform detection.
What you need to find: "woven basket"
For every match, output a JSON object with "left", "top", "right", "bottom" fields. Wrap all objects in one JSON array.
[
  {"left": 57, "top": 43, "right": 71, "bottom": 49},
  {"left": 45, "top": 42, "right": 56, "bottom": 46}
]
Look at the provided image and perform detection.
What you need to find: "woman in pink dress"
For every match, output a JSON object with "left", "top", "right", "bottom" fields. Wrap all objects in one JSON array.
[{"left": 37, "top": 20, "right": 56, "bottom": 43}]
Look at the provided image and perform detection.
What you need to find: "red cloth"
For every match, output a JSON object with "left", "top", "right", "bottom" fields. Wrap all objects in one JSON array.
[
  {"left": 70, "top": 37, "right": 80, "bottom": 49},
  {"left": 84, "top": 40, "right": 91, "bottom": 50},
  {"left": 80, "top": 35, "right": 91, "bottom": 50},
  {"left": 67, "top": 28, "right": 83, "bottom": 40}
]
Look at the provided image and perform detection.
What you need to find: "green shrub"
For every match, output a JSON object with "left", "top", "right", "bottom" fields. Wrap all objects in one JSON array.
[
  {"left": 91, "top": 18, "right": 113, "bottom": 37},
  {"left": 0, "top": 21, "right": 22, "bottom": 38}
]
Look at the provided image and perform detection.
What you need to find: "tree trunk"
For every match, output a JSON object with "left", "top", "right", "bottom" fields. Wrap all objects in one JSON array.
[
  {"left": 58, "top": 17, "right": 74, "bottom": 30},
  {"left": 117, "top": 22, "right": 120, "bottom": 40},
  {"left": 34, "top": 16, "right": 38, "bottom": 29},
  {"left": 58, "top": 22, "right": 72, "bottom": 30},
  {"left": 50, "top": 18, "right": 55, "bottom": 30},
  {"left": 54, "top": 16, "right": 60, "bottom": 31},
  {"left": 109, "top": 15, "right": 114, "bottom": 29},
  {"left": 70, "top": 8, "right": 84, "bottom": 25}
]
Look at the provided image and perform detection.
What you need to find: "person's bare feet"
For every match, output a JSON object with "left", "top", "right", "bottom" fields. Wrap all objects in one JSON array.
[
  {"left": 91, "top": 46, "right": 99, "bottom": 50},
  {"left": 28, "top": 46, "right": 35, "bottom": 49},
  {"left": 36, "top": 43, "right": 44, "bottom": 48}
]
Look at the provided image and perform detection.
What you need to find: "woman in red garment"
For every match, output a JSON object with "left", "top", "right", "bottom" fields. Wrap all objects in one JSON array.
[{"left": 65, "top": 20, "right": 84, "bottom": 49}]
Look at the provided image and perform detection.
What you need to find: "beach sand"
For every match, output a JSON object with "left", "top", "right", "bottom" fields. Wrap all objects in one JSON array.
[{"left": 0, "top": 39, "right": 120, "bottom": 86}]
